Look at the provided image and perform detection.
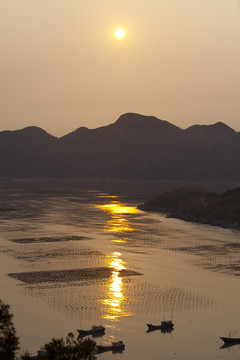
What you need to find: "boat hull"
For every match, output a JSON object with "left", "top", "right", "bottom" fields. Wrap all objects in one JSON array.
[
  {"left": 147, "top": 323, "right": 174, "bottom": 331},
  {"left": 96, "top": 341, "right": 125, "bottom": 354},
  {"left": 77, "top": 326, "right": 105, "bottom": 338},
  {"left": 96, "top": 343, "right": 125, "bottom": 354},
  {"left": 220, "top": 337, "right": 240, "bottom": 344}
]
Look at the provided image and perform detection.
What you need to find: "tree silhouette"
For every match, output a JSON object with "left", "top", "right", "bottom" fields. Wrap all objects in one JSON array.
[
  {"left": 40, "top": 332, "right": 96, "bottom": 360},
  {"left": 0, "top": 300, "right": 96, "bottom": 360},
  {"left": 0, "top": 299, "right": 19, "bottom": 360}
]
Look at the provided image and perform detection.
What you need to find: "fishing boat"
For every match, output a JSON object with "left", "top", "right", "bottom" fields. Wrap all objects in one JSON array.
[
  {"left": 77, "top": 325, "right": 105, "bottom": 337},
  {"left": 220, "top": 337, "right": 240, "bottom": 344},
  {"left": 147, "top": 320, "right": 174, "bottom": 331},
  {"left": 112, "top": 341, "right": 125, "bottom": 348},
  {"left": 96, "top": 341, "right": 125, "bottom": 353}
]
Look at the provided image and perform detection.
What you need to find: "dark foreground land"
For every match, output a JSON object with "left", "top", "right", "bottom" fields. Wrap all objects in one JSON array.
[{"left": 138, "top": 187, "right": 240, "bottom": 230}]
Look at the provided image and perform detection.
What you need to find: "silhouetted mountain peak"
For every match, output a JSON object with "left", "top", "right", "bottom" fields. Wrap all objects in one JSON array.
[
  {"left": 186, "top": 122, "right": 236, "bottom": 136},
  {"left": 0, "top": 126, "right": 56, "bottom": 140},
  {"left": 116, "top": 113, "right": 161, "bottom": 125},
  {"left": 61, "top": 126, "right": 89, "bottom": 139},
  {"left": 20, "top": 126, "right": 57, "bottom": 139},
  {"left": 213, "top": 121, "right": 237, "bottom": 134},
  {"left": 114, "top": 113, "right": 182, "bottom": 134}
]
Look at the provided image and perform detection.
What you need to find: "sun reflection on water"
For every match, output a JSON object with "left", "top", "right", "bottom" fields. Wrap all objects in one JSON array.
[
  {"left": 95, "top": 201, "right": 138, "bottom": 319},
  {"left": 95, "top": 202, "right": 139, "bottom": 234},
  {"left": 102, "top": 252, "right": 132, "bottom": 320}
]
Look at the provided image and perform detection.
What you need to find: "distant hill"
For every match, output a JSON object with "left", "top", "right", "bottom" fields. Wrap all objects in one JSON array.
[
  {"left": 0, "top": 113, "right": 240, "bottom": 180},
  {"left": 138, "top": 187, "right": 240, "bottom": 230},
  {"left": 0, "top": 127, "right": 62, "bottom": 177}
]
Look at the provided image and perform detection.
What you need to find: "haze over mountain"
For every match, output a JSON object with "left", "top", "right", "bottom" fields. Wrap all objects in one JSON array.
[{"left": 0, "top": 113, "right": 240, "bottom": 180}]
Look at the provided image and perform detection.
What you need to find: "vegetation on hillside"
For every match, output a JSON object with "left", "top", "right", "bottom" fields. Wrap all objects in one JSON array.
[{"left": 138, "top": 187, "right": 240, "bottom": 230}]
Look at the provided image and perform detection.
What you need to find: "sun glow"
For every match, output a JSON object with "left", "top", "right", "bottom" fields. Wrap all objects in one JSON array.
[{"left": 115, "top": 28, "right": 125, "bottom": 39}]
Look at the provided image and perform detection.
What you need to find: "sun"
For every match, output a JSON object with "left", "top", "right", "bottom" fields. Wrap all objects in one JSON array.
[{"left": 115, "top": 28, "right": 125, "bottom": 39}]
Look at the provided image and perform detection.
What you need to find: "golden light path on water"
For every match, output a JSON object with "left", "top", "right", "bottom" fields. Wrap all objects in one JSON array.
[
  {"left": 102, "top": 252, "right": 132, "bottom": 320},
  {"left": 95, "top": 201, "right": 139, "bottom": 319},
  {"left": 95, "top": 202, "right": 138, "bottom": 235}
]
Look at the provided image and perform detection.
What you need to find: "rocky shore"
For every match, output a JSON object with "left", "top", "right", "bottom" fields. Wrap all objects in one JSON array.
[{"left": 138, "top": 187, "right": 240, "bottom": 230}]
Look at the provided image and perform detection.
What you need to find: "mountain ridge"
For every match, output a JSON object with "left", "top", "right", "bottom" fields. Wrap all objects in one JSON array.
[
  {"left": 0, "top": 113, "right": 239, "bottom": 180},
  {"left": 2, "top": 113, "right": 237, "bottom": 139}
]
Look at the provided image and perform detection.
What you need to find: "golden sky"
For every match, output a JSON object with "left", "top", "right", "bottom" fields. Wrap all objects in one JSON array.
[{"left": 0, "top": 0, "right": 239, "bottom": 136}]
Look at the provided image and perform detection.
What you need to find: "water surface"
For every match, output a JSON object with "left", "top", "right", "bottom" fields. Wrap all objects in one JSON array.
[{"left": 0, "top": 180, "right": 240, "bottom": 359}]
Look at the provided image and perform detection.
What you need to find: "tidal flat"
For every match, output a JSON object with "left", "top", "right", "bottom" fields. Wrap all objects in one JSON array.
[{"left": 0, "top": 179, "right": 240, "bottom": 360}]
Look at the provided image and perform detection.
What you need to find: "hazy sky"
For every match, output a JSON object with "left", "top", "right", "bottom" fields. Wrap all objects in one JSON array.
[{"left": 0, "top": 0, "right": 240, "bottom": 136}]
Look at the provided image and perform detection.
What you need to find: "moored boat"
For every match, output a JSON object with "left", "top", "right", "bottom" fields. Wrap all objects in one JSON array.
[
  {"left": 220, "top": 336, "right": 240, "bottom": 344},
  {"left": 96, "top": 341, "right": 125, "bottom": 353},
  {"left": 112, "top": 341, "right": 125, "bottom": 348},
  {"left": 77, "top": 325, "right": 105, "bottom": 337},
  {"left": 147, "top": 320, "right": 174, "bottom": 331}
]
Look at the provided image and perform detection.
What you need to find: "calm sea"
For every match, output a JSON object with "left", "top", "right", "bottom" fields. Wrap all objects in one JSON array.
[{"left": 0, "top": 179, "right": 240, "bottom": 359}]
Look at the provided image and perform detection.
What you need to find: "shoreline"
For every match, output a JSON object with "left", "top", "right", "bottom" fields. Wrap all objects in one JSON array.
[{"left": 138, "top": 187, "right": 240, "bottom": 231}]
